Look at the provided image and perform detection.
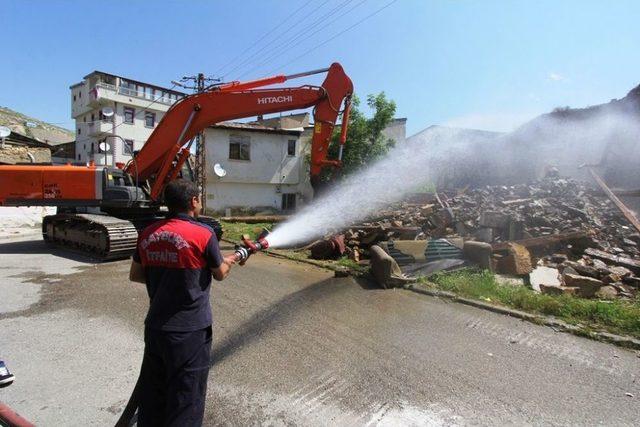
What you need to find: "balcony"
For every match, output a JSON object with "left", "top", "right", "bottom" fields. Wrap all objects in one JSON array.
[
  {"left": 88, "top": 83, "right": 179, "bottom": 110},
  {"left": 87, "top": 119, "right": 115, "bottom": 136}
]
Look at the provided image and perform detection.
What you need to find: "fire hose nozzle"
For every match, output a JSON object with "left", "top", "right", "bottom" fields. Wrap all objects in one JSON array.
[{"left": 233, "top": 230, "right": 270, "bottom": 263}]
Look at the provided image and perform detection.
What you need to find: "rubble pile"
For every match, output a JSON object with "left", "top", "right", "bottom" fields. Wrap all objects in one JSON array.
[
  {"left": 447, "top": 178, "right": 640, "bottom": 255},
  {"left": 337, "top": 177, "right": 640, "bottom": 298}
]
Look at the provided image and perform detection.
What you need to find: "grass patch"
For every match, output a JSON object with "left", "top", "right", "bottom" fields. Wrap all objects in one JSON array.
[
  {"left": 421, "top": 269, "right": 640, "bottom": 339},
  {"left": 336, "top": 256, "right": 368, "bottom": 274},
  {"left": 219, "top": 221, "right": 274, "bottom": 243}
]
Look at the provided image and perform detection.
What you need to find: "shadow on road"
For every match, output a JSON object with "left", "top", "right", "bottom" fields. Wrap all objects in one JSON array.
[
  {"left": 210, "top": 277, "right": 350, "bottom": 367},
  {"left": 0, "top": 239, "right": 98, "bottom": 263}
]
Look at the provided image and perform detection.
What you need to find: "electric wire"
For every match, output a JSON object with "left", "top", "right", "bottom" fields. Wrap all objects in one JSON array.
[
  {"left": 222, "top": 0, "right": 333, "bottom": 79},
  {"left": 237, "top": 0, "right": 368, "bottom": 80},
  {"left": 227, "top": 0, "right": 351, "bottom": 80},
  {"left": 267, "top": 0, "right": 398, "bottom": 75},
  {"left": 213, "top": 0, "right": 314, "bottom": 77}
]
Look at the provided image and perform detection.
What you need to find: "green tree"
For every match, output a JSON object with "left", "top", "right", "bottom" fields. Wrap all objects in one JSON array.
[{"left": 325, "top": 92, "right": 396, "bottom": 180}]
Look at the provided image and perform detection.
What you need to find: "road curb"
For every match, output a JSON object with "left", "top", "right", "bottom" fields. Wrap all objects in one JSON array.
[
  {"left": 226, "top": 243, "right": 640, "bottom": 351},
  {"left": 404, "top": 283, "right": 640, "bottom": 351}
]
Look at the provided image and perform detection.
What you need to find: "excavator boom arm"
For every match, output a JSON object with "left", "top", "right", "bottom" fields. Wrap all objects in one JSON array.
[{"left": 127, "top": 62, "right": 353, "bottom": 199}]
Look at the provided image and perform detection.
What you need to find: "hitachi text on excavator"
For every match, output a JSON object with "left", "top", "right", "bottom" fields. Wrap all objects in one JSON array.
[{"left": 0, "top": 63, "right": 353, "bottom": 259}]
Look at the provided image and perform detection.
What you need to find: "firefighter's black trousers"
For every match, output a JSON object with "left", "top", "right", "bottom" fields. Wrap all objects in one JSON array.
[{"left": 138, "top": 326, "right": 212, "bottom": 426}]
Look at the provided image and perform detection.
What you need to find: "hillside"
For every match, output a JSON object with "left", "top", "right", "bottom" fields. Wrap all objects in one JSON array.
[
  {"left": 503, "top": 83, "right": 640, "bottom": 186},
  {"left": 0, "top": 106, "right": 74, "bottom": 145}
]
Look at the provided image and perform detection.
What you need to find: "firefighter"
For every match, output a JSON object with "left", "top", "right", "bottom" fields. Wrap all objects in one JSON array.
[{"left": 129, "top": 179, "right": 238, "bottom": 426}]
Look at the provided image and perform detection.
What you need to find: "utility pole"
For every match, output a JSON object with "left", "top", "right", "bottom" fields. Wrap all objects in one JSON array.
[{"left": 173, "top": 73, "right": 220, "bottom": 213}]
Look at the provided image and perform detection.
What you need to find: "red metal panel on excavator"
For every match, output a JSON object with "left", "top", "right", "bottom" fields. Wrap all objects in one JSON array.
[{"left": 0, "top": 165, "right": 100, "bottom": 205}]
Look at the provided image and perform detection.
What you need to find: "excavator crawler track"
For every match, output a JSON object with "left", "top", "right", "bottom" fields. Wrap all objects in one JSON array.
[
  {"left": 42, "top": 214, "right": 223, "bottom": 261},
  {"left": 42, "top": 214, "right": 139, "bottom": 261}
]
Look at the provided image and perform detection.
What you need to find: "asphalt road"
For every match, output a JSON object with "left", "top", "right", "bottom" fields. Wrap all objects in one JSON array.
[{"left": 0, "top": 235, "right": 638, "bottom": 426}]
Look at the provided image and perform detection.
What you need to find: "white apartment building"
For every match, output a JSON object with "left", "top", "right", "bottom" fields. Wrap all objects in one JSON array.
[
  {"left": 70, "top": 71, "right": 185, "bottom": 165},
  {"left": 205, "top": 122, "right": 309, "bottom": 213}
]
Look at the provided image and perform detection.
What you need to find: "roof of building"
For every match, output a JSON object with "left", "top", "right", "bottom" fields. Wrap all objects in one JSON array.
[
  {"left": 210, "top": 121, "right": 302, "bottom": 135},
  {"left": 70, "top": 71, "right": 186, "bottom": 96},
  {"left": 0, "top": 106, "right": 74, "bottom": 145}
]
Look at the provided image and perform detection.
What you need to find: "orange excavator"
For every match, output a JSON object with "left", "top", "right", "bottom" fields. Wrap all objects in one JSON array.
[{"left": 0, "top": 63, "right": 353, "bottom": 259}]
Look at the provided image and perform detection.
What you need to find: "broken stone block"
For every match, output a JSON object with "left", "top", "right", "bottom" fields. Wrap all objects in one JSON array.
[
  {"left": 369, "top": 245, "right": 413, "bottom": 289},
  {"left": 529, "top": 266, "right": 561, "bottom": 292},
  {"left": 474, "top": 227, "right": 493, "bottom": 243},
  {"left": 463, "top": 241, "right": 493, "bottom": 271},
  {"left": 609, "top": 266, "right": 632, "bottom": 279},
  {"left": 622, "top": 276, "right": 640, "bottom": 288},
  {"left": 551, "top": 253, "right": 568, "bottom": 264},
  {"left": 496, "top": 243, "right": 532, "bottom": 275},
  {"left": 562, "top": 273, "right": 604, "bottom": 298},
  {"left": 563, "top": 261, "right": 600, "bottom": 279},
  {"left": 310, "top": 235, "right": 346, "bottom": 260},
  {"left": 479, "top": 211, "right": 510, "bottom": 229},
  {"left": 602, "top": 273, "right": 622, "bottom": 285},
  {"left": 595, "top": 285, "right": 618, "bottom": 299},
  {"left": 584, "top": 248, "right": 640, "bottom": 275},
  {"left": 349, "top": 247, "right": 360, "bottom": 263}
]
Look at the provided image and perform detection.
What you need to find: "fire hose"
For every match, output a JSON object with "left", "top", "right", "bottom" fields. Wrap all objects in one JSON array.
[{"left": 114, "top": 231, "right": 270, "bottom": 426}]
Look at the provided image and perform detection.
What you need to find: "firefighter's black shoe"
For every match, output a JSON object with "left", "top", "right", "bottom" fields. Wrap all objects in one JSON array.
[{"left": 0, "top": 360, "right": 15, "bottom": 387}]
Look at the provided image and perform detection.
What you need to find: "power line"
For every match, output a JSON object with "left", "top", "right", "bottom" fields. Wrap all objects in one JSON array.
[
  {"left": 237, "top": 0, "right": 368, "bottom": 80},
  {"left": 228, "top": 0, "right": 352, "bottom": 80},
  {"left": 267, "top": 0, "right": 398, "bottom": 75},
  {"left": 213, "top": 0, "right": 314, "bottom": 77},
  {"left": 222, "top": 0, "right": 333, "bottom": 79}
]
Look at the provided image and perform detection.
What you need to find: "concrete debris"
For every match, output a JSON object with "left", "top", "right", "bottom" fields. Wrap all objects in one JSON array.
[
  {"left": 563, "top": 273, "right": 604, "bottom": 298},
  {"left": 334, "top": 176, "right": 640, "bottom": 299},
  {"left": 529, "top": 266, "right": 561, "bottom": 292},
  {"left": 309, "top": 235, "right": 346, "bottom": 260},
  {"left": 494, "top": 243, "right": 533, "bottom": 275},
  {"left": 369, "top": 245, "right": 413, "bottom": 289}
]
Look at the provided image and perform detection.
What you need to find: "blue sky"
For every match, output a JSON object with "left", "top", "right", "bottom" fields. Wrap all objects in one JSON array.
[{"left": 3, "top": 0, "right": 640, "bottom": 136}]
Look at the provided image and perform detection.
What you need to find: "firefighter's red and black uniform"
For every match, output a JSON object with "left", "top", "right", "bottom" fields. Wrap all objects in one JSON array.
[{"left": 133, "top": 213, "right": 223, "bottom": 426}]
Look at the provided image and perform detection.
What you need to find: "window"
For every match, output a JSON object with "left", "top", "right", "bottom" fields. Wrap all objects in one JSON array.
[
  {"left": 124, "top": 139, "right": 134, "bottom": 155},
  {"left": 287, "top": 139, "right": 296, "bottom": 156},
  {"left": 145, "top": 112, "right": 155, "bottom": 128},
  {"left": 282, "top": 193, "right": 296, "bottom": 211},
  {"left": 91, "top": 113, "right": 95, "bottom": 122},
  {"left": 91, "top": 143, "right": 94, "bottom": 153},
  {"left": 73, "top": 94, "right": 76, "bottom": 102},
  {"left": 229, "top": 135, "right": 250, "bottom": 160},
  {"left": 124, "top": 107, "right": 135, "bottom": 124},
  {"left": 78, "top": 128, "right": 81, "bottom": 135},
  {"left": 79, "top": 91, "right": 82, "bottom": 98}
]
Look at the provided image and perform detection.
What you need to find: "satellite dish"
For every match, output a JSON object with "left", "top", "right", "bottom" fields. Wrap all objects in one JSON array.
[
  {"left": 213, "top": 163, "right": 227, "bottom": 177},
  {"left": 25, "top": 121, "right": 37, "bottom": 128},
  {"left": 0, "top": 126, "right": 10, "bottom": 138},
  {"left": 101, "top": 107, "right": 115, "bottom": 117},
  {"left": 99, "top": 142, "right": 111, "bottom": 152}
]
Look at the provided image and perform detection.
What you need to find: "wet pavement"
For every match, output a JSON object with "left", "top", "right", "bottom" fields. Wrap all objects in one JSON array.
[{"left": 1, "top": 236, "right": 639, "bottom": 426}]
